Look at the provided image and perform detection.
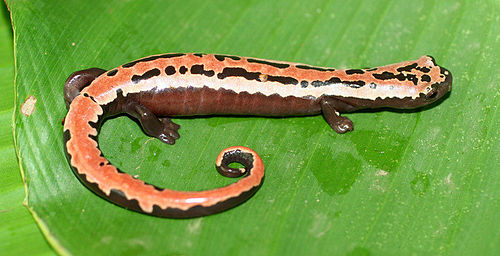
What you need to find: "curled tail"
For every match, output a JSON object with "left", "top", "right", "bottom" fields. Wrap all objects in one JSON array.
[{"left": 63, "top": 69, "right": 264, "bottom": 218}]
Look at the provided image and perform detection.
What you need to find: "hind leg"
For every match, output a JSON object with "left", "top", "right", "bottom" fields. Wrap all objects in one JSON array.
[{"left": 64, "top": 68, "right": 106, "bottom": 108}]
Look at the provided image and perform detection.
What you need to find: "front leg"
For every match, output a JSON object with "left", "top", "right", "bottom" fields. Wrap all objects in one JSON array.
[
  {"left": 320, "top": 97, "right": 354, "bottom": 134},
  {"left": 123, "top": 101, "right": 180, "bottom": 145}
]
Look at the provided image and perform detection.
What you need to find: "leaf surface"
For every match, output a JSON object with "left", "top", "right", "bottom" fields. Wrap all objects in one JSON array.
[{"left": 7, "top": 0, "right": 499, "bottom": 255}]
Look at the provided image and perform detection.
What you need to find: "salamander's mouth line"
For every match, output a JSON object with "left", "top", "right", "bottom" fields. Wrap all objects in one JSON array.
[{"left": 63, "top": 53, "right": 451, "bottom": 218}]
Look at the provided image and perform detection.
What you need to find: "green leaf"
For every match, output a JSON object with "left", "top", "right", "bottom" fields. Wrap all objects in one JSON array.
[
  {"left": 0, "top": 4, "right": 54, "bottom": 255},
  {"left": 8, "top": 0, "right": 500, "bottom": 255}
]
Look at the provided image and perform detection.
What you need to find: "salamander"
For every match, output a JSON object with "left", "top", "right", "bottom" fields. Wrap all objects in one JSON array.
[{"left": 63, "top": 53, "right": 452, "bottom": 218}]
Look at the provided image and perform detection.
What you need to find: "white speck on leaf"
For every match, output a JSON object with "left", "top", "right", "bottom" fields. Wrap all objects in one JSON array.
[
  {"left": 308, "top": 213, "right": 332, "bottom": 238},
  {"left": 21, "top": 95, "right": 37, "bottom": 116},
  {"left": 188, "top": 218, "right": 202, "bottom": 234}
]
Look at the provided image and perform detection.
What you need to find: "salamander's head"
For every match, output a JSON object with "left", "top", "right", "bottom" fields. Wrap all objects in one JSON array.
[
  {"left": 368, "top": 55, "right": 452, "bottom": 109},
  {"left": 415, "top": 56, "right": 452, "bottom": 106}
]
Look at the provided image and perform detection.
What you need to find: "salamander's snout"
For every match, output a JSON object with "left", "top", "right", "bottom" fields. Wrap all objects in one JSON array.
[
  {"left": 424, "top": 66, "right": 452, "bottom": 102},
  {"left": 439, "top": 67, "right": 452, "bottom": 94}
]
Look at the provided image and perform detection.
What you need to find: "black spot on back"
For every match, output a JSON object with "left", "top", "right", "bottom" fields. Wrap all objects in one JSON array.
[
  {"left": 396, "top": 62, "right": 431, "bottom": 74},
  {"left": 191, "top": 64, "right": 215, "bottom": 77},
  {"left": 247, "top": 58, "right": 290, "bottom": 69},
  {"left": 131, "top": 68, "right": 161, "bottom": 84},
  {"left": 310, "top": 76, "right": 365, "bottom": 88},
  {"left": 122, "top": 53, "right": 185, "bottom": 68},
  {"left": 373, "top": 71, "right": 418, "bottom": 85},
  {"left": 418, "top": 66, "right": 430, "bottom": 73},
  {"left": 345, "top": 69, "right": 365, "bottom": 75},
  {"left": 215, "top": 55, "right": 242, "bottom": 61},
  {"left": 216, "top": 67, "right": 297, "bottom": 85},
  {"left": 407, "top": 74, "right": 418, "bottom": 85},
  {"left": 300, "top": 81, "right": 309, "bottom": 88},
  {"left": 345, "top": 80, "right": 366, "bottom": 88},
  {"left": 295, "top": 65, "right": 335, "bottom": 72},
  {"left": 421, "top": 74, "right": 431, "bottom": 82},
  {"left": 311, "top": 81, "right": 324, "bottom": 87},
  {"left": 267, "top": 75, "right": 298, "bottom": 85},
  {"left": 179, "top": 66, "right": 187, "bottom": 74},
  {"left": 373, "top": 71, "right": 398, "bottom": 80},
  {"left": 396, "top": 63, "right": 418, "bottom": 72},
  {"left": 165, "top": 66, "right": 176, "bottom": 75},
  {"left": 217, "top": 67, "right": 260, "bottom": 81}
]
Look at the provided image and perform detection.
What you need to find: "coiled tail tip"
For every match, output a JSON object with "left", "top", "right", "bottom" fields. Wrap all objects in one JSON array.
[{"left": 215, "top": 146, "right": 264, "bottom": 178}]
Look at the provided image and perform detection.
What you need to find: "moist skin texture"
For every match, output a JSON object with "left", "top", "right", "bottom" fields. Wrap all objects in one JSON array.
[{"left": 63, "top": 53, "right": 452, "bottom": 218}]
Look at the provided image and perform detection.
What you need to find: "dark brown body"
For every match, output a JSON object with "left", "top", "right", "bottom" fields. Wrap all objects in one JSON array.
[{"left": 122, "top": 87, "right": 321, "bottom": 117}]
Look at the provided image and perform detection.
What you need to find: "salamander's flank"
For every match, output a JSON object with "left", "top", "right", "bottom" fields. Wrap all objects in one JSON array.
[{"left": 63, "top": 53, "right": 452, "bottom": 218}]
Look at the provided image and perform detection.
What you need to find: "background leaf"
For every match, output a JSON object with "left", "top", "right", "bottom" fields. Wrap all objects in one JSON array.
[
  {"left": 0, "top": 4, "right": 54, "bottom": 255},
  {"left": 6, "top": 0, "right": 500, "bottom": 255}
]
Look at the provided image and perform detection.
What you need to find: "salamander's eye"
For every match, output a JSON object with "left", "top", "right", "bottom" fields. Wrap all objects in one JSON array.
[{"left": 425, "top": 90, "right": 438, "bottom": 100}]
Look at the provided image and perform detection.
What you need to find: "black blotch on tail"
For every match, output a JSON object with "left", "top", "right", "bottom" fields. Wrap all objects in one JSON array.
[{"left": 107, "top": 69, "right": 118, "bottom": 76}]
